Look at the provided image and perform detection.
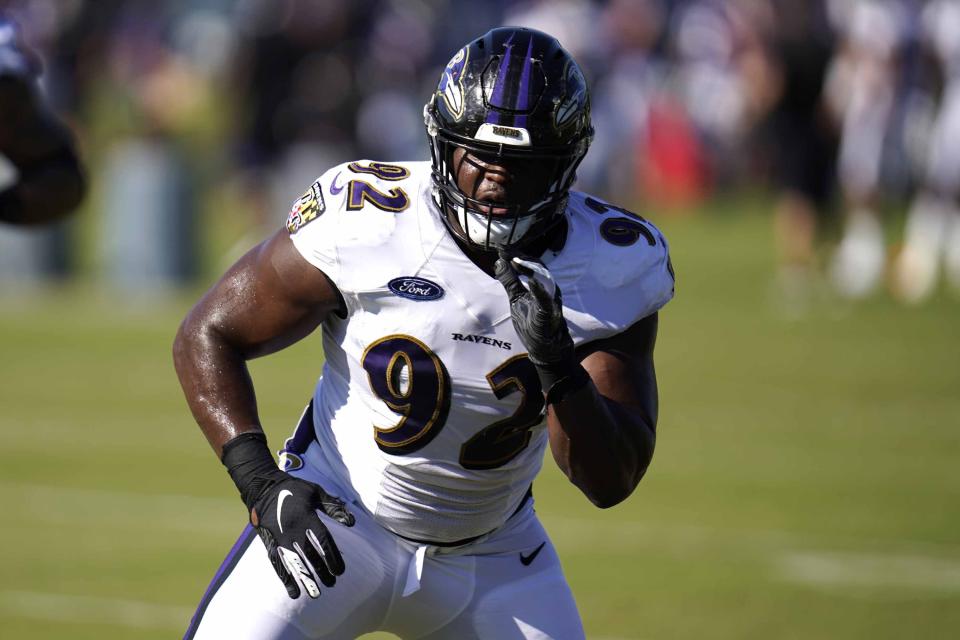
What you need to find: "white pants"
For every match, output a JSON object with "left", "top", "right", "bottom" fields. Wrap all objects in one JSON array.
[{"left": 185, "top": 447, "right": 584, "bottom": 639}]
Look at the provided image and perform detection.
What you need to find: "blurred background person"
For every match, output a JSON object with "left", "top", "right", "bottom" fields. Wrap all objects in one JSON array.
[
  {"left": 825, "top": 0, "right": 903, "bottom": 300},
  {"left": 0, "top": 9, "right": 86, "bottom": 285},
  {"left": 575, "top": 0, "right": 668, "bottom": 204},
  {"left": 892, "top": 0, "right": 960, "bottom": 303},
  {"left": 229, "top": 0, "right": 372, "bottom": 241},
  {"left": 747, "top": 0, "right": 838, "bottom": 312},
  {"left": 94, "top": 1, "right": 206, "bottom": 291},
  {"left": 670, "top": 0, "right": 755, "bottom": 195},
  {"left": 0, "top": 15, "right": 85, "bottom": 227},
  {"left": 2, "top": 0, "right": 956, "bottom": 308}
]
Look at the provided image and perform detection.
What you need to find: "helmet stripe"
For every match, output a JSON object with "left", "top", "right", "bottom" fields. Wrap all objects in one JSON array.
[
  {"left": 514, "top": 37, "right": 535, "bottom": 129},
  {"left": 485, "top": 33, "right": 515, "bottom": 125}
]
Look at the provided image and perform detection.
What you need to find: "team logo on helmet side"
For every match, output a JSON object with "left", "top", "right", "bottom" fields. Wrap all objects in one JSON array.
[
  {"left": 438, "top": 47, "right": 469, "bottom": 120},
  {"left": 555, "top": 60, "right": 588, "bottom": 131}
]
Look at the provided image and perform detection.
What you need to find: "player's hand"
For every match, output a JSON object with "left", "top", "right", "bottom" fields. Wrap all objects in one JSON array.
[
  {"left": 221, "top": 432, "right": 355, "bottom": 599},
  {"left": 495, "top": 251, "right": 577, "bottom": 392},
  {"left": 250, "top": 474, "right": 355, "bottom": 599}
]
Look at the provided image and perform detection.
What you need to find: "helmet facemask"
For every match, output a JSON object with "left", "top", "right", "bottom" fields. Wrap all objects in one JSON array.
[{"left": 426, "top": 102, "right": 589, "bottom": 251}]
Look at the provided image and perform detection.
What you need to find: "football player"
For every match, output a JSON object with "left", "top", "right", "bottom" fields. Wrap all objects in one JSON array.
[
  {"left": 0, "top": 17, "right": 85, "bottom": 226},
  {"left": 175, "top": 27, "right": 674, "bottom": 639}
]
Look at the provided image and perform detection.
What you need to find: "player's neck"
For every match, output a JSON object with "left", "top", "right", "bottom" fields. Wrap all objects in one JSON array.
[{"left": 451, "top": 234, "right": 499, "bottom": 277}]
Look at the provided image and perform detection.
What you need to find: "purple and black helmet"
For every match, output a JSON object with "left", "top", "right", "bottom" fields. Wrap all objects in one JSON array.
[{"left": 425, "top": 27, "right": 594, "bottom": 250}]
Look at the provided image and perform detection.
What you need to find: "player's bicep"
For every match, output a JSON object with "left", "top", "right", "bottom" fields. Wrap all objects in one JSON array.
[
  {"left": 577, "top": 312, "right": 659, "bottom": 429},
  {"left": 187, "top": 230, "right": 343, "bottom": 359}
]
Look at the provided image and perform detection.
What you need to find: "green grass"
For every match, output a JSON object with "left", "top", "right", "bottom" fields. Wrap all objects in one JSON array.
[{"left": 1, "top": 206, "right": 958, "bottom": 639}]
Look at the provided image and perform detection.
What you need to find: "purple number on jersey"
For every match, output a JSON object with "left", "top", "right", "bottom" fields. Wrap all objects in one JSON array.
[
  {"left": 346, "top": 181, "right": 410, "bottom": 212},
  {"left": 459, "top": 355, "right": 543, "bottom": 470},
  {"left": 362, "top": 335, "right": 450, "bottom": 455},
  {"left": 362, "top": 335, "right": 544, "bottom": 468}
]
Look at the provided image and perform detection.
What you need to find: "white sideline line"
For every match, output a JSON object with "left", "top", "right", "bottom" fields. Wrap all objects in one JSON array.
[
  {"left": 778, "top": 550, "right": 960, "bottom": 594},
  {"left": 0, "top": 590, "right": 192, "bottom": 630}
]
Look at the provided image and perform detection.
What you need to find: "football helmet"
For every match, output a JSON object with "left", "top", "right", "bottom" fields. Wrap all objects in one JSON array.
[{"left": 424, "top": 27, "right": 593, "bottom": 250}]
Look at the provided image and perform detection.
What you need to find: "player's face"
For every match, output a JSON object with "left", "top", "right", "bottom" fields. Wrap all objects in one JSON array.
[{"left": 451, "top": 146, "right": 554, "bottom": 215}]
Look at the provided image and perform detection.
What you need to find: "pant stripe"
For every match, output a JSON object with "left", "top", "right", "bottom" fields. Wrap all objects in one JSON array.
[{"left": 183, "top": 524, "right": 257, "bottom": 639}]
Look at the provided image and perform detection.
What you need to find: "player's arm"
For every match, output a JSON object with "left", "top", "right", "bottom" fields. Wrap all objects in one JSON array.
[
  {"left": 546, "top": 314, "right": 658, "bottom": 508},
  {"left": 496, "top": 254, "right": 660, "bottom": 508},
  {"left": 173, "top": 230, "right": 354, "bottom": 599},
  {"left": 0, "top": 25, "right": 85, "bottom": 225},
  {"left": 173, "top": 229, "right": 342, "bottom": 455}
]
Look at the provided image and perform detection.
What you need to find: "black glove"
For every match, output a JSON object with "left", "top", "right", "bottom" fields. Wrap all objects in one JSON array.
[
  {"left": 495, "top": 252, "right": 589, "bottom": 401},
  {"left": 221, "top": 432, "right": 355, "bottom": 599}
]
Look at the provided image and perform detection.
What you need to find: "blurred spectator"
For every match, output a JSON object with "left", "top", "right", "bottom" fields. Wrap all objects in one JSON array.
[
  {"left": 230, "top": 0, "right": 375, "bottom": 236},
  {"left": 893, "top": 0, "right": 960, "bottom": 303},
  {"left": 354, "top": 0, "right": 436, "bottom": 161},
  {"left": 3, "top": 0, "right": 953, "bottom": 306},
  {"left": 749, "top": 0, "right": 837, "bottom": 310},
  {"left": 576, "top": 0, "right": 668, "bottom": 204},
  {"left": 671, "top": 0, "right": 754, "bottom": 191},
  {"left": 0, "top": 8, "right": 85, "bottom": 283},
  {"left": 92, "top": 2, "right": 213, "bottom": 290},
  {"left": 826, "top": 0, "right": 904, "bottom": 299},
  {"left": 0, "top": 16, "right": 85, "bottom": 226}
]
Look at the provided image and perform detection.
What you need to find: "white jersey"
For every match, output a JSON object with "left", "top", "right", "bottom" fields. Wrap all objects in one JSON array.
[{"left": 285, "top": 160, "right": 674, "bottom": 544}]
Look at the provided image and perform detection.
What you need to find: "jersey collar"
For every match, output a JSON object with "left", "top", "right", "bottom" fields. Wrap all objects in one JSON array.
[{"left": 417, "top": 181, "right": 514, "bottom": 328}]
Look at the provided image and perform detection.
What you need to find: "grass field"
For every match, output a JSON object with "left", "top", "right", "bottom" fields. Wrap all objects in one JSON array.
[{"left": 1, "top": 206, "right": 958, "bottom": 639}]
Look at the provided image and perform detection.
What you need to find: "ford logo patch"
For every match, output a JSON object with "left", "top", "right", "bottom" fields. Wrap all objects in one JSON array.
[{"left": 388, "top": 277, "right": 444, "bottom": 301}]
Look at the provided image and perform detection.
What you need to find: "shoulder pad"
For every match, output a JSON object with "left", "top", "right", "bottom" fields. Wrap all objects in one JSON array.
[
  {"left": 559, "top": 193, "right": 675, "bottom": 338},
  {"left": 287, "top": 160, "right": 430, "bottom": 304}
]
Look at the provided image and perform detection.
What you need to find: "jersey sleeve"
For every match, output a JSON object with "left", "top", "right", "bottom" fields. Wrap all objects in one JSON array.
[
  {"left": 590, "top": 216, "right": 675, "bottom": 321},
  {"left": 285, "top": 160, "right": 418, "bottom": 313},
  {"left": 559, "top": 193, "right": 676, "bottom": 342},
  {"left": 286, "top": 162, "right": 351, "bottom": 285}
]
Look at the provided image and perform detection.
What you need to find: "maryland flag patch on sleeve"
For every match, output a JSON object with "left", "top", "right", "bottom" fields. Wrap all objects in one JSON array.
[{"left": 286, "top": 179, "right": 326, "bottom": 233}]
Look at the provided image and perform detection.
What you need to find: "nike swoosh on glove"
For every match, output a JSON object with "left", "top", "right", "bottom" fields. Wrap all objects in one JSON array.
[{"left": 251, "top": 475, "right": 355, "bottom": 599}]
